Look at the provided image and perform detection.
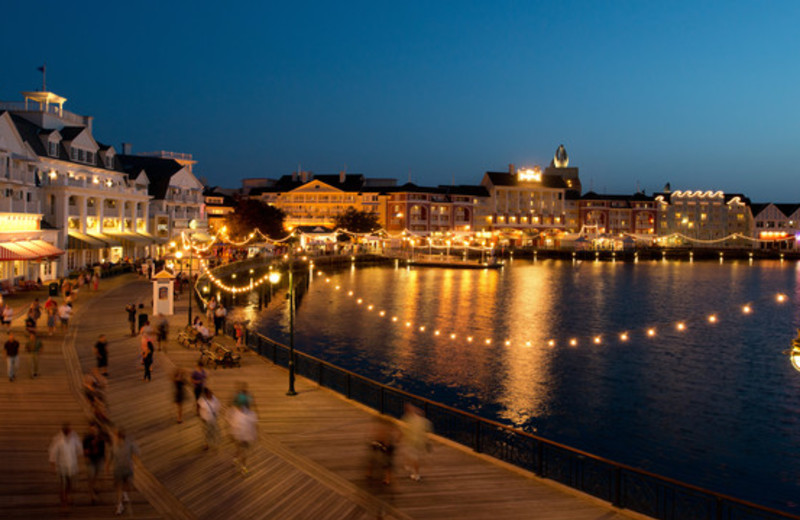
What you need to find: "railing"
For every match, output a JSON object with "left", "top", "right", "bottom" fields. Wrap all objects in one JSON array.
[{"left": 230, "top": 325, "right": 799, "bottom": 520}]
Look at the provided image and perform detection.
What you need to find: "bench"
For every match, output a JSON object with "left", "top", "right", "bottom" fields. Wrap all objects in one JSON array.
[{"left": 199, "top": 343, "right": 241, "bottom": 369}]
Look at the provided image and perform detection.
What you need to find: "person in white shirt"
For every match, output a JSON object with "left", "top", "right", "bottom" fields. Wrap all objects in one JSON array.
[
  {"left": 196, "top": 322, "right": 211, "bottom": 342},
  {"left": 198, "top": 388, "right": 221, "bottom": 450},
  {"left": 49, "top": 423, "right": 82, "bottom": 510},
  {"left": 58, "top": 303, "right": 72, "bottom": 331},
  {"left": 228, "top": 403, "right": 257, "bottom": 474}
]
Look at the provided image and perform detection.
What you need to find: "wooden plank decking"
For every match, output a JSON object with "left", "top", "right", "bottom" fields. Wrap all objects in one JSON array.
[{"left": 2, "top": 274, "right": 650, "bottom": 520}]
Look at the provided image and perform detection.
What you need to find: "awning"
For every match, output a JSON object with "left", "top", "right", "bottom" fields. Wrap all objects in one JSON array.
[
  {"left": 105, "top": 232, "right": 153, "bottom": 246},
  {"left": 0, "top": 239, "right": 63, "bottom": 261},
  {"left": 68, "top": 231, "right": 107, "bottom": 250},
  {"left": 88, "top": 233, "right": 122, "bottom": 247},
  {"left": 0, "top": 243, "right": 37, "bottom": 261},
  {"left": 138, "top": 232, "right": 168, "bottom": 244},
  {"left": 23, "top": 240, "right": 64, "bottom": 258}
]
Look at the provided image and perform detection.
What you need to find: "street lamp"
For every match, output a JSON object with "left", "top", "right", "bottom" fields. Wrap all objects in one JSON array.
[{"left": 267, "top": 261, "right": 296, "bottom": 396}]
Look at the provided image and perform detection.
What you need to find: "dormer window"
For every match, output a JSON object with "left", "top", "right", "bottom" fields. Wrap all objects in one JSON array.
[
  {"left": 70, "top": 148, "right": 77, "bottom": 160},
  {"left": 78, "top": 149, "right": 85, "bottom": 162},
  {"left": 86, "top": 151, "right": 94, "bottom": 164},
  {"left": 105, "top": 156, "right": 113, "bottom": 169},
  {"left": 48, "top": 142, "right": 58, "bottom": 157}
]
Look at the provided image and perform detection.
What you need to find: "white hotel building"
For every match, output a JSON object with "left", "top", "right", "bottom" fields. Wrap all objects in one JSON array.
[{"left": 0, "top": 89, "right": 205, "bottom": 283}]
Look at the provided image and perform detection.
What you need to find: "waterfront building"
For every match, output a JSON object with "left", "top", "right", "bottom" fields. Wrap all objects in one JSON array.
[
  {"left": 477, "top": 165, "right": 568, "bottom": 234},
  {"left": 475, "top": 146, "right": 581, "bottom": 241},
  {"left": 750, "top": 203, "right": 800, "bottom": 250},
  {"left": 118, "top": 151, "right": 207, "bottom": 244},
  {"left": 383, "top": 184, "right": 485, "bottom": 234},
  {"left": 250, "top": 170, "right": 394, "bottom": 230},
  {"left": 578, "top": 191, "right": 658, "bottom": 236},
  {"left": 2, "top": 90, "right": 153, "bottom": 274},
  {"left": 203, "top": 187, "right": 236, "bottom": 232},
  {"left": 654, "top": 188, "right": 753, "bottom": 245},
  {"left": 0, "top": 111, "right": 63, "bottom": 285}
]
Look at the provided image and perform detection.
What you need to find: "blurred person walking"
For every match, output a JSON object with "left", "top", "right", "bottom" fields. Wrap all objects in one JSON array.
[
  {"left": 190, "top": 362, "right": 207, "bottom": 411},
  {"left": 26, "top": 331, "right": 43, "bottom": 378},
  {"left": 94, "top": 334, "right": 109, "bottom": 377},
  {"left": 228, "top": 401, "right": 258, "bottom": 475},
  {"left": 198, "top": 387, "right": 221, "bottom": 450},
  {"left": 82, "top": 421, "right": 107, "bottom": 505},
  {"left": 401, "top": 403, "right": 433, "bottom": 481},
  {"left": 4, "top": 331, "right": 20, "bottom": 382},
  {"left": 108, "top": 429, "right": 139, "bottom": 516},
  {"left": 49, "top": 423, "right": 82, "bottom": 511},
  {"left": 172, "top": 368, "right": 187, "bottom": 423}
]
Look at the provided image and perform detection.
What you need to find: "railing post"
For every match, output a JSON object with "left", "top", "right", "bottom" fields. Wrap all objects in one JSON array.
[
  {"left": 612, "top": 466, "right": 622, "bottom": 508},
  {"left": 534, "top": 440, "right": 543, "bottom": 476}
]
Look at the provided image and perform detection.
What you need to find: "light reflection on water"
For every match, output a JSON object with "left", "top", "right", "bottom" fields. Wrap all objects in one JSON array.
[{"left": 232, "top": 259, "right": 800, "bottom": 513}]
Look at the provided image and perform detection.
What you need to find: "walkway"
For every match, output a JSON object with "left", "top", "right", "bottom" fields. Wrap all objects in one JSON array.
[{"left": 2, "top": 274, "right": 650, "bottom": 519}]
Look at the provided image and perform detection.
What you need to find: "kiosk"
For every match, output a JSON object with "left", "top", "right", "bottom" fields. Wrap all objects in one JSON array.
[{"left": 152, "top": 270, "right": 175, "bottom": 316}]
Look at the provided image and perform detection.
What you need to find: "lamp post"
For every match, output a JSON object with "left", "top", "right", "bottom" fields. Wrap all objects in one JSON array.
[{"left": 268, "top": 256, "right": 297, "bottom": 396}]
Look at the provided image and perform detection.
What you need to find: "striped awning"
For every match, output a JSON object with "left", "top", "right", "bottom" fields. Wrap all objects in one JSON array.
[
  {"left": 0, "top": 240, "right": 63, "bottom": 261},
  {"left": 0, "top": 243, "right": 35, "bottom": 260}
]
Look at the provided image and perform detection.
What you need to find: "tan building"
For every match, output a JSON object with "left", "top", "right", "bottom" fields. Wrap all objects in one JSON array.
[
  {"left": 654, "top": 189, "right": 752, "bottom": 244},
  {"left": 251, "top": 171, "right": 393, "bottom": 230}
]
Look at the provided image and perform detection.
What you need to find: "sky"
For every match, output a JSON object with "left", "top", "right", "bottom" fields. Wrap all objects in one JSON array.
[{"left": 3, "top": 1, "right": 800, "bottom": 201}]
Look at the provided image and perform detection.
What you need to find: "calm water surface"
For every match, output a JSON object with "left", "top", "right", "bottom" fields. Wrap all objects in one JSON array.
[{"left": 232, "top": 259, "right": 800, "bottom": 512}]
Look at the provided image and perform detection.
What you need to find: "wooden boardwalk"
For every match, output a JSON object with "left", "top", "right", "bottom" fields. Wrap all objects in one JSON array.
[
  {"left": 2, "top": 274, "right": 651, "bottom": 519},
  {"left": 0, "top": 277, "right": 161, "bottom": 519}
]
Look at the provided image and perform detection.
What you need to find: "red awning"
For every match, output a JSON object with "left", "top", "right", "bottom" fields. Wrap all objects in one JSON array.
[
  {"left": 0, "top": 240, "right": 65, "bottom": 261},
  {"left": 0, "top": 242, "right": 39, "bottom": 261}
]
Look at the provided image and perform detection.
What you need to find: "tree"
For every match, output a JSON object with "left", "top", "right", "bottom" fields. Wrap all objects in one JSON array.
[
  {"left": 224, "top": 198, "right": 287, "bottom": 240},
  {"left": 334, "top": 207, "right": 381, "bottom": 234}
]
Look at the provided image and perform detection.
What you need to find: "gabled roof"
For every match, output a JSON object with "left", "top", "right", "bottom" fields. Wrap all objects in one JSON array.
[
  {"left": 118, "top": 155, "right": 185, "bottom": 199},
  {"left": 59, "top": 126, "right": 86, "bottom": 141},
  {"left": 8, "top": 113, "right": 118, "bottom": 171},
  {"left": 775, "top": 203, "right": 800, "bottom": 217},
  {"left": 483, "top": 171, "right": 567, "bottom": 189},
  {"left": 749, "top": 203, "right": 770, "bottom": 217}
]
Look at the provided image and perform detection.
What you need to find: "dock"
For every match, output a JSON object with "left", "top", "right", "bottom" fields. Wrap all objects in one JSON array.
[{"left": 1, "top": 273, "right": 648, "bottom": 519}]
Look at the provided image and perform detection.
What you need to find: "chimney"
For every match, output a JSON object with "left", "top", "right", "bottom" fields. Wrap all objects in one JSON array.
[
  {"left": 122, "top": 142, "right": 132, "bottom": 155},
  {"left": 508, "top": 163, "right": 515, "bottom": 175},
  {"left": 301, "top": 170, "right": 309, "bottom": 183},
  {"left": 292, "top": 171, "right": 297, "bottom": 182},
  {"left": 339, "top": 169, "right": 346, "bottom": 184}
]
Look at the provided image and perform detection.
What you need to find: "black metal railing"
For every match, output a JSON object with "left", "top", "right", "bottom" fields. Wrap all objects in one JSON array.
[{"left": 232, "top": 326, "right": 799, "bottom": 520}]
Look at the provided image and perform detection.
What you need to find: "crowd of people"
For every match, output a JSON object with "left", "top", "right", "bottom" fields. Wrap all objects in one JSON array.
[{"left": 4, "top": 263, "right": 438, "bottom": 516}]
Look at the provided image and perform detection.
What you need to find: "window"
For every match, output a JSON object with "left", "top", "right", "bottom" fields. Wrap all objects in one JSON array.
[
  {"left": 70, "top": 148, "right": 77, "bottom": 160},
  {"left": 49, "top": 142, "right": 58, "bottom": 156},
  {"left": 86, "top": 151, "right": 93, "bottom": 163}
]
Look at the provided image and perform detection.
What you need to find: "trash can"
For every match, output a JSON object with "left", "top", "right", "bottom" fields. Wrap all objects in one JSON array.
[{"left": 48, "top": 282, "right": 59, "bottom": 297}]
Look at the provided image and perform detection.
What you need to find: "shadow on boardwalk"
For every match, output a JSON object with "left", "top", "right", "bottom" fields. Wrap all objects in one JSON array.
[{"left": 5, "top": 274, "right": 650, "bottom": 520}]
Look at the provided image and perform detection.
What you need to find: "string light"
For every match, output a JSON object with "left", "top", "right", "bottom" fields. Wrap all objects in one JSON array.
[{"left": 195, "top": 231, "right": 788, "bottom": 354}]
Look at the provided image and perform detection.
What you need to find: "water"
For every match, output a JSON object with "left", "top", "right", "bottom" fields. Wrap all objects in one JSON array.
[{"left": 231, "top": 259, "right": 800, "bottom": 512}]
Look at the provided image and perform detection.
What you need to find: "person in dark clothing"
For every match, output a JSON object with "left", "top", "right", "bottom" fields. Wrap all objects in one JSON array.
[
  {"left": 82, "top": 422, "right": 107, "bottom": 504},
  {"left": 94, "top": 335, "right": 109, "bottom": 377},
  {"left": 142, "top": 340, "right": 154, "bottom": 382},
  {"left": 125, "top": 303, "right": 137, "bottom": 336},
  {"left": 137, "top": 304, "right": 148, "bottom": 333}
]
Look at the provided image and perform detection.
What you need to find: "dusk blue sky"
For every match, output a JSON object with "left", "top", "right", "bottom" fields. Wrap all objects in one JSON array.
[{"left": 3, "top": 1, "right": 800, "bottom": 200}]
